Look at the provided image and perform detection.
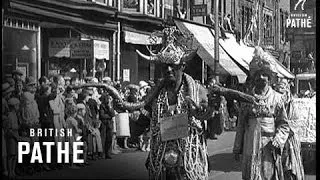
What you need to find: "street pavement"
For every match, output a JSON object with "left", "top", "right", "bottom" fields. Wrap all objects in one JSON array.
[{"left": 23, "top": 131, "right": 316, "bottom": 179}]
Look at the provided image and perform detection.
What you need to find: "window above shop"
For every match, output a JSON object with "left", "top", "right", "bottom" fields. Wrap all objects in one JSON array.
[
  {"left": 122, "top": 0, "right": 162, "bottom": 17},
  {"left": 3, "top": 16, "right": 39, "bottom": 31},
  {"left": 90, "top": 0, "right": 117, "bottom": 7}
]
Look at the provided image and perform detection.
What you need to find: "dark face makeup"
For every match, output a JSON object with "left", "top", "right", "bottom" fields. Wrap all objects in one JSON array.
[
  {"left": 162, "top": 63, "right": 184, "bottom": 88},
  {"left": 253, "top": 70, "right": 270, "bottom": 89}
]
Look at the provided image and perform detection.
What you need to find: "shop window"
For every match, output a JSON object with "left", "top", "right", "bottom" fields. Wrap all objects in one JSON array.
[
  {"left": 123, "top": 0, "right": 140, "bottom": 12},
  {"left": 93, "top": 0, "right": 116, "bottom": 7},
  {"left": 146, "top": 0, "right": 155, "bottom": 15},
  {"left": 3, "top": 27, "right": 38, "bottom": 80},
  {"left": 4, "top": 16, "right": 39, "bottom": 31}
]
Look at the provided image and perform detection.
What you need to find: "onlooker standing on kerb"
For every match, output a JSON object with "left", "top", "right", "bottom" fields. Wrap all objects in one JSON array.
[{"left": 223, "top": 14, "right": 234, "bottom": 33}]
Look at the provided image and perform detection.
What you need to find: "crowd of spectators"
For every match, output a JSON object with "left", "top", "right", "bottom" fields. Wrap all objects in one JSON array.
[{"left": 2, "top": 69, "right": 154, "bottom": 178}]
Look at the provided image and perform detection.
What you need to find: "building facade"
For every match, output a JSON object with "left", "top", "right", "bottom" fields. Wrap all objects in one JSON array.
[
  {"left": 2, "top": 0, "right": 172, "bottom": 84},
  {"left": 2, "top": 0, "right": 295, "bottom": 85},
  {"left": 286, "top": 0, "right": 316, "bottom": 74}
]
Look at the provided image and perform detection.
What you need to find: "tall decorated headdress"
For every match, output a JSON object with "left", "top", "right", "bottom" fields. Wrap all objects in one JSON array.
[
  {"left": 136, "top": 26, "right": 198, "bottom": 64},
  {"left": 249, "top": 46, "right": 278, "bottom": 77}
]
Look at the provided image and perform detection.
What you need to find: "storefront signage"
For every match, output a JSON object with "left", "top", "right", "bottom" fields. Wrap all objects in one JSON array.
[
  {"left": 123, "top": 69, "right": 130, "bottom": 82},
  {"left": 70, "top": 40, "right": 93, "bottom": 59},
  {"left": 124, "top": 31, "right": 162, "bottom": 45},
  {"left": 49, "top": 38, "right": 72, "bottom": 58},
  {"left": 191, "top": 4, "right": 207, "bottom": 16},
  {"left": 286, "top": 0, "right": 315, "bottom": 29},
  {"left": 93, "top": 40, "right": 109, "bottom": 60},
  {"left": 49, "top": 38, "right": 109, "bottom": 59}
]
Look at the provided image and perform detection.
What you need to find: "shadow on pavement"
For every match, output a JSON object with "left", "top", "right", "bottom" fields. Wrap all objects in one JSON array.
[
  {"left": 303, "top": 161, "right": 316, "bottom": 175},
  {"left": 208, "top": 153, "right": 242, "bottom": 172},
  {"left": 208, "top": 153, "right": 316, "bottom": 176}
]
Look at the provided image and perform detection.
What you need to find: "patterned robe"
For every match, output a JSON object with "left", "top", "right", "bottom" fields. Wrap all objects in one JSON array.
[
  {"left": 146, "top": 73, "right": 209, "bottom": 180},
  {"left": 233, "top": 87, "right": 290, "bottom": 180}
]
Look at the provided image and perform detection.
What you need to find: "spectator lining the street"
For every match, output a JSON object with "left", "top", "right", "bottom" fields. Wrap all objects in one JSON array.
[
  {"left": 75, "top": 103, "right": 89, "bottom": 166},
  {"left": 223, "top": 14, "right": 234, "bottom": 33},
  {"left": 12, "top": 69, "right": 24, "bottom": 83},
  {"left": 6, "top": 98, "right": 20, "bottom": 179},
  {"left": 92, "top": 120, "right": 103, "bottom": 159},
  {"left": 99, "top": 93, "right": 116, "bottom": 159},
  {"left": 65, "top": 104, "right": 82, "bottom": 169},
  {"left": 2, "top": 83, "right": 14, "bottom": 177}
]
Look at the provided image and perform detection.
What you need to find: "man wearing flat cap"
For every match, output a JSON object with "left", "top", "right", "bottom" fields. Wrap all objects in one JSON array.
[
  {"left": 233, "top": 47, "right": 292, "bottom": 180},
  {"left": 25, "top": 76, "right": 37, "bottom": 94},
  {"left": 12, "top": 69, "right": 24, "bottom": 83}
]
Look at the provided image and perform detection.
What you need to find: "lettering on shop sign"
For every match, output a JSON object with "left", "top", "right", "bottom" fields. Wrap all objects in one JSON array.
[
  {"left": 93, "top": 40, "right": 109, "bottom": 60},
  {"left": 70, "top": 40, "right": 93, "bottom": 59},
  {"left": 49, "top": 38, "right": 74, "bottom": 57},
  {"left": 49, "top": 39, "right": 109, "bottom": 59},
  {"left": 191, "top": 4, "right": 207, "bottom": 16}
]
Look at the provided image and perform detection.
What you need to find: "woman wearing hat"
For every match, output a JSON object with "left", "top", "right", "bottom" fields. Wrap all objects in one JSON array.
[
  {"left": 25, "top": 76, "right": 37, "bottom": 94},
  {"left": 2, "top": 83, "right": 14, "bottom": 177},
  {"left": 6, "top": 98, "right": 20, "bottom": 178},
  {"left": 233, "top": 47, "right": 291, "bottom": 180},
  {"left": 12, "top": 69, "right": 24, "bottom": 83}
]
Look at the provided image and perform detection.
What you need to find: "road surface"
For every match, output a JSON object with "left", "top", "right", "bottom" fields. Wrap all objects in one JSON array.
[{"left": 23, "top": 131, "right": 316, "bottom": 179}]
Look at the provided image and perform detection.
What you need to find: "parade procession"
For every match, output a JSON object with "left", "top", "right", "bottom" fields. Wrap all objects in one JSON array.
[{"left": 1, "top": 0, "right": 316, "bottom": 179}]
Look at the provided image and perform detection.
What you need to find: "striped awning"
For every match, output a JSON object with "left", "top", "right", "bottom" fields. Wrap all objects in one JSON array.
[{"left": 174, "top": 19, "right": 247, "bottom": 83}]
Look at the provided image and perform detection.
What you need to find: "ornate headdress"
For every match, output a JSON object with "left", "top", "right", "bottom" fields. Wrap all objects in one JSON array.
[
  {"left": 136, "top": 26, "right": 197, "bottom": 64},
  {"left": 249, "top": 46, "right": 278, "bottom": 77}
]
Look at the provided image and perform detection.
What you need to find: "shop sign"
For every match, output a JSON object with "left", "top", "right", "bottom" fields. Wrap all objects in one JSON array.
[
  {"left": 123, "top": 69, "right": 130, "bottom": 82},
  {"left": 286, "top": 0, "right": 315, "bottom": 29},
  {"left": 70, "top": 40, "right": 93, "bottom": 59},
  {"left": 49, "top": 38, "right": 73, "bottom": 57},
  {"left": 93, "top": 40, "right": 109, "bottom": 60},
  {"left": 191, "top": 4, "right": 207, "bottom": 16},
  {"left": 49, "top": 38, "right": 109, "bottom": 59},
  {"left": 124, "top": 31, "right": 162, "bottom": 45}
]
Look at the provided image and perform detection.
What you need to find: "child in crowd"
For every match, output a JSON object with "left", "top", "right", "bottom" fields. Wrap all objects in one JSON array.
[
  {"left": 75, "top": 103, "right": 89, "bottom": 166},
  {"left": 91, "top": 120, "right": 103, "bottom": 159},
  {"left": 65, "top": 104, "right": 82, "bottom": 169},
  {"left": 140, "top": 128, "right": 151, "bottom": 152},
  {"left": 21, "top": 91, "right": 40, "bottom": 143},
  {"left": 6, "top": 98, "right": 21, "bottom": 178}
]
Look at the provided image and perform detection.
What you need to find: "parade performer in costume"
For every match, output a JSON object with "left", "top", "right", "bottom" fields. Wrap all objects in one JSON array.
[
  {"left": 136, "top": 27, "right": 210, "bottom": 180},
  {"left": 275, "top": 79, "right": 305, "bottom": 180},
  {"left": 233, "top": 47, "right": 290, "bottom": 180}
]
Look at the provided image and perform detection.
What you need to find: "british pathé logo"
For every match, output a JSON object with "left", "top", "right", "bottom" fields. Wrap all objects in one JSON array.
[
  {"left": 294, "top": 0, "right": 307, "bottom": 11},
  {"left": 286, "top": 0, "right": 314, "bottom": 28}
]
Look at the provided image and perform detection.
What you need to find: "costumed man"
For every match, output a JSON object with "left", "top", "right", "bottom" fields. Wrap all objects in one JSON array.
[
  {"left": 233, "top": 47, "right": 290, "bottom": 180},
  {"left": 274, "top": 78, "right": 305, "bottom": 180},
  {"left": 135, "top": 27, "right": 210, "bottom": 180}
]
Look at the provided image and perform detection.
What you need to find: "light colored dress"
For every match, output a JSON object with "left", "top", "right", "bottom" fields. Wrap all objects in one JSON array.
[
  {"left": 49, "top": 94, "right": 66, "bottom": 144},
  {"left": 92, "top": 128, "right": 103, "bottom": 153},
  {"left": 233, "top": 87, "right": 290, "bottom": 180},
  {"left": 65, "top": 116, "right": 80, "bottom": 153}
]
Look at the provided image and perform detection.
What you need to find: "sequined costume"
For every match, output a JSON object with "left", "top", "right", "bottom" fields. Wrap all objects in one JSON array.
[
  {"left": 146, "top": 73, "right": 208, "bottom": 180},
  {"left": 233, "top": 86, "right": 290, "bottom": 180}
]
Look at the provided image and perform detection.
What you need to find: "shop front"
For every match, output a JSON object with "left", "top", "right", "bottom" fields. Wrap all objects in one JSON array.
[
  {"left": 3, "top": 16, "right": 40, "bottom": 81},
  {"left": 121, "top": 30, "right": 162, "bottom": 84},
  {"left": 5, "top": 0, "right": 118, "bottom": 82},
  {"left": 43, "top": 27, "right": 112, "bottom": 81}
]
